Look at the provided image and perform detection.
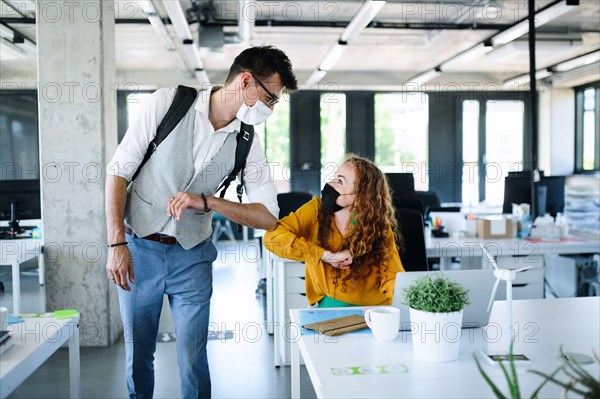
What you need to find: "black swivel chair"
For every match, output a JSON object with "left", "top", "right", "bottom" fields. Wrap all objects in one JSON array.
[
  {"left": 394, "top": 198, "right": 425, "bottom": 217},
  {"left": 415, "top": 190, "right": 440, "bottom": 212},
  {"left": 395, "top": 207, "right": 429, "bottom": 272},
  {"left": 256, "top": 191, "right": 313, "bottom": 297},
  {"left": 277, "top": 192, "right": 313, "bottom": 218}
]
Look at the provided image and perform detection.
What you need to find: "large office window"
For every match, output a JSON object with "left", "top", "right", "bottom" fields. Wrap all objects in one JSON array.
[
  {"left": 320, "top": 93, "right": 346, "bottom": 186},
  {"left": 575, "top": 83, "right": 600, "bottom": 172},
  {"left": 255, "top": 97, "right": 291, "bottom": 193},
  {"left": 374, "top": 93, "right": 429, "bottom": 190},
  {"left": 484, "top": 100, "right": 524, "bottom": 205},
  {"left": 462, "top": 100, "right": 479, "bottom": 206}
]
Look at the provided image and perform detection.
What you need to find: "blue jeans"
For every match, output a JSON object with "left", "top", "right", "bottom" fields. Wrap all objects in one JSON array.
[{"left": 118, "top": 232, "right": 217, "bottom": 399}]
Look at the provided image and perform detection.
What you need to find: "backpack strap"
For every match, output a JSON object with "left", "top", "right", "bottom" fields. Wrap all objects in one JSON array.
[
  {"left": 131, "top": 85, "right": 198, "bottom": 182},
  {"left": 215, "top": 122, "right": 255, "bottom": 203}
]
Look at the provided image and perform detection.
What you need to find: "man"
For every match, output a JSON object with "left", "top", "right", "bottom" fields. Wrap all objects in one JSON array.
[{"left": 105, "top": 45, "right": 297, "bottom": 399}]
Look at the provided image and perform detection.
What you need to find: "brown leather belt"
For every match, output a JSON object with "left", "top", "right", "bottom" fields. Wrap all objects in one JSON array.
[{"left": 124, "top": 226, "right": 177, "bottom": 245}]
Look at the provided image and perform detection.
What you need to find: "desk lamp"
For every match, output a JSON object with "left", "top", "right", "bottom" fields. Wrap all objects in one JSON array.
[{"left": 480, "top": 244, "right": 532, "bottom": 363}]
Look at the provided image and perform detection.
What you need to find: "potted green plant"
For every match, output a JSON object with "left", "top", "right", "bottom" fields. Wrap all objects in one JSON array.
[
  {"left": 403, "top": 274, "right": 470, "bottom": 362},
  {"left": 475, "top": 343, "right": 599, "bottom": 398}
]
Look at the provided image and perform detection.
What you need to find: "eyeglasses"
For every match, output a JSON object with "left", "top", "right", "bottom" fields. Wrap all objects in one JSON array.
[{"left": 252, "top": 75, "right": 279, "bottom": 106}]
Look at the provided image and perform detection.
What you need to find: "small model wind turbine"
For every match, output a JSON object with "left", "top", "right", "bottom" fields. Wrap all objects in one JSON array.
[{"left": 480, "top": 244, "right": 533, "bottom": 362}]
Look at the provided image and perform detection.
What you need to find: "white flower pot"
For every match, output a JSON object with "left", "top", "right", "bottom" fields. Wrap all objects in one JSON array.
[{"left": 409, "top": 308, "right": 463, "bottom": 362}]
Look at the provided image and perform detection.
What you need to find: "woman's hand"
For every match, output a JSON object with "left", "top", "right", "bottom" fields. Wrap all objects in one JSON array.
[{"left": 321, "top": 249, "right": 352, "bottom": 269}]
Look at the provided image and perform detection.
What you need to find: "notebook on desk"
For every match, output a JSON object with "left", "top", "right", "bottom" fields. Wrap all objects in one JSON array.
[{"left": 391, "top": 270, "right": 496, "bottom": 331}]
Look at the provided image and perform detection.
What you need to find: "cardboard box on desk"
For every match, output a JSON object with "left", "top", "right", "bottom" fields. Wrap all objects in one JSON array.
[{"left": 477, "top": 217, "right": 513, "bottom": 238}]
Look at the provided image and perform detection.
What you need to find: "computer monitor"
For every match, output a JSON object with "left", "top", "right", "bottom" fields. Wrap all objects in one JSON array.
[
  {"left": 502, "top": 172, "right": 532, "bottom": 214},
  {"left": 538, "top": 176, "right": 565, "bottom": 217},
  {"left": 385, "top": 173, "right": 415, "bottom": 203},
  {"left": 0, "top": 179, "right": 41, "bottom": 235},
  {"left": 503, "top": 172, "right": 565, "bottom": 217}
]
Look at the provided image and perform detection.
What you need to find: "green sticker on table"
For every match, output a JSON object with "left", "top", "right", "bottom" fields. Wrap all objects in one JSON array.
[{"left": 331, "top": 364, "right": 409, "bottom": 376}]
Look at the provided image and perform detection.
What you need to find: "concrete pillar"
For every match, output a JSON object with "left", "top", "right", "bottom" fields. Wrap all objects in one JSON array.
[{"left": 37, "top": 0, "right": 120, "bottom": 346}]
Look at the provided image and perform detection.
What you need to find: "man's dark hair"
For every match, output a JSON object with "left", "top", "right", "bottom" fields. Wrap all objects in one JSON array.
[{"left": 225, "top": 45, "right": 298, "bottom": 91}]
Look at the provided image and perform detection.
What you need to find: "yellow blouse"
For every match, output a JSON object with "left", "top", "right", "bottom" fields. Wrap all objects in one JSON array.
[{"left": 264, "top": 197, "right": 404, "bottom": 306}]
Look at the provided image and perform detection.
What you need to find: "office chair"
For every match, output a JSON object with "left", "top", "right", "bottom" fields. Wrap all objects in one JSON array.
[
  {"left": 256, "top": 191, "right": 313, "bottom": 297},
  {"left": 386, "top": 173, "right": 416, "bottom": 203},
  {"left": 277, "top": 191, "right": 313, "bottom": 218},
  {"left": 415, "top": 191, "right": 441, "bottom": 214},
  {"left": 395, "top": 207, "right": 429, "bottom": 272},
  {"left": 393, "top": 197, "right": 425, "bottom": 217}
]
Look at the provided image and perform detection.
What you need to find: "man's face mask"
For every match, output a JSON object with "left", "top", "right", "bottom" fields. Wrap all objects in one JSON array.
[
  {"left": 321, "top": 183, "right": 344, "bottom": 214},
  {"left": 236, "top": 100, "right": 273, "bottom": 125}
]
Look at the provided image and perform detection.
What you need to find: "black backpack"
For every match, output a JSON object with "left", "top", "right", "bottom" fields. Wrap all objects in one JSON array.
[{"left": 130, "top": 85, "right": 255, "bottom": 205}]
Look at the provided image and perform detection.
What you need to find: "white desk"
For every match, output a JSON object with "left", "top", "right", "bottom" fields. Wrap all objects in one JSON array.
[
  {"left": 0, "top": 316, "right": 81, "bottom": 398},
  {"left": 0, "top": 238, "right": 45, "bottom": 314},
  {"left": 426, "top": 236, "right": 599, "bottom": 260},
  {"left": 290, "top": 297, "right": 600, "bottom": 398}
]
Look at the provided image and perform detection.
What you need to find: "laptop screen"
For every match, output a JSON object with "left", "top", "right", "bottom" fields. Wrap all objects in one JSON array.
[{"left": 391, "top": 270, "right": 496, "bottom": 330}]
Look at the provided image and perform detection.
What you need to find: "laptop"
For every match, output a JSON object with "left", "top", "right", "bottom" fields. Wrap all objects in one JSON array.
[{"left": 391, "top": 270, "right": 496, "bottom": 330}]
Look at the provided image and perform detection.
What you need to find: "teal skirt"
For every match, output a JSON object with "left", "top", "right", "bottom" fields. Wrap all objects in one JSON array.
[{"left": 318, "top": 296, "right": 357, "bottom": 308}]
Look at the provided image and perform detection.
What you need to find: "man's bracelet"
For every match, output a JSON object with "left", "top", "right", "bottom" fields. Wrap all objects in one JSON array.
[
  {"left": 201, "top": 193, "right": 210, "bottom": 212},
  {"left": 108, "top": 242, "right": 128, "bottom": 248}
]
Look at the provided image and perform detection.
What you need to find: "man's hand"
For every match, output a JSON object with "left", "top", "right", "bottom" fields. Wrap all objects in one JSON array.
[
  {"left": 321, "top": 249, "right": 353, "bottom": 269},
  {"left": 106, "top": 246, "right": 134, "bottom": 291},
  {"left": 167, "top": 192, "right": 207, "bottom": 221}
]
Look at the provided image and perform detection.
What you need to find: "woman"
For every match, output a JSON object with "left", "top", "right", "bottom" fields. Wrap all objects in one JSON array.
[{"left": 264, "top": 154, "right": 404, "bottom": 307}]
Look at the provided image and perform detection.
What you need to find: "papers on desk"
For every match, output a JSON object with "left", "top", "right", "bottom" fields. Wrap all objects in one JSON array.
[{"left": 299, "top": 309, "right": 370, "bottom": 335}]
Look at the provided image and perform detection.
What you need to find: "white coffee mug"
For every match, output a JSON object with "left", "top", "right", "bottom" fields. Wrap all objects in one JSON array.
[
  {"left": 364, "top": 306, "right": 400, "bottom": 342},
  {"left": 0, "top": 307, "right": 8, "bottom": 331}
]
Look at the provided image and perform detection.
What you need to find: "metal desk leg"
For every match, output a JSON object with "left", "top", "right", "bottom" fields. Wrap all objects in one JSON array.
[
  {"left": 69, "top": 321, "right": 81, "bottom": 399},
  {"left": 11, "top": 261, "right": 20, "bottom": 314},
  {"left": 291, "top": 339, "right": 300, "bottom": 399}
]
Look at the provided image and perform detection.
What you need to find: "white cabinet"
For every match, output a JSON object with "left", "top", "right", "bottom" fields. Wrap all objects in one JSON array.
[
  {"left": 273, "top": 257, "right": 307, "bottom": 366},
  {"left": 493, "top": 255, "right": 545, "bottom": 300}
]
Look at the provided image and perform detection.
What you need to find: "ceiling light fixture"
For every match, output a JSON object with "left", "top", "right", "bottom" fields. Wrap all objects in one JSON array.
[
  {"left": 19, "top": 38, "right": 37, "bottom": 54},
  {"left": 162, "top": 0, "right": 193, "bottom": 41},
  {"left": 0, "top": 38, "right": 26, "bottom": 59},
  {"left": 440, "top": 43, "right": 493, "bottom": 71},
  {"left": 137, "top": 1, "right": 176, "bottom": 51},
  {"left": 491, "top": 0, "right": 578, "bottom": 46},
  {"left": 409, "top": 69, "right": 441, "bottom": 86},
  {"left": 162, "top": 0, "right": 211, "bottom": 84},
  {"left": 4, "top": 0, "right": 36, "bottom": 17},
  {"left": 305, "top": 0, "right": 386, "bottom": 87},
  {"left": 305, "top": 69, "right": 328, "bottom": 87},
  {"left": 340, "top": 0, "right": 386, "bottom": 43},
  {"left": 183, "top": 39, "right": 204, "bottom": 70},
  {"left": 502, "top": 69, "right": 553, "bottom": 88},
  {"left": 319, "top": 42, "right": 347, "bottom": 71},
  {"left": 553, "top": 50, "right": 600, "bottom": 72},
  {"left": 238, "top": 0, "right": 255, "bottom": 43},
  {"left": 147, "top": 14, "right": 176, "bottom": 51},
  {"left": 0, "top": 24, "right": 14, "bottom": 41}
]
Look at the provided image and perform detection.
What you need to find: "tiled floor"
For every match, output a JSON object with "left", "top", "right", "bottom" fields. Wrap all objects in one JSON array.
[{"left": 1, "top": 240, "right": 316, "bottom": 398}]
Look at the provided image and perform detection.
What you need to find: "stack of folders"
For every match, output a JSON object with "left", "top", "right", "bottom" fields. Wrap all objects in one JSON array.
[{"left": 0, "top": 330, "right": 14, "bottom": 356}]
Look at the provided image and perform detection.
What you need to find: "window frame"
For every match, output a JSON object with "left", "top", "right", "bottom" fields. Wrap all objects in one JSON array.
[{"left": 574, "top": 81, "right": 600, "bottom": 173}]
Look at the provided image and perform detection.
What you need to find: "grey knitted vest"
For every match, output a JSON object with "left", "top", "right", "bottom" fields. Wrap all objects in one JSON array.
[{"left": 124, "top": 93, "right": 238, "bottom": 250}]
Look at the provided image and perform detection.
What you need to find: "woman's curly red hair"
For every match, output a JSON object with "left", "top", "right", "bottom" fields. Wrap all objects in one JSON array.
[{"left": 317, "top": 154, "right": 401, "bottom": 292}]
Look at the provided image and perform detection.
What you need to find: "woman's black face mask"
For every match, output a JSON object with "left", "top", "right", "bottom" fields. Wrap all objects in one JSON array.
[{"left": 321, "top": 183, "right": 344, "bottom": 214}]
